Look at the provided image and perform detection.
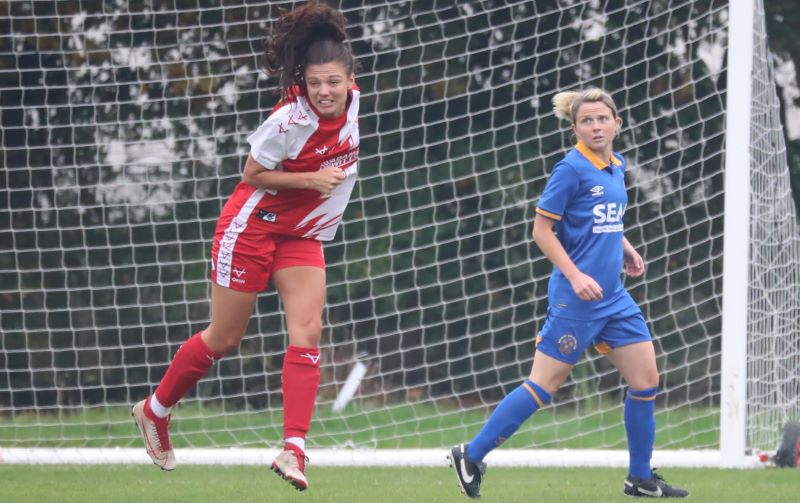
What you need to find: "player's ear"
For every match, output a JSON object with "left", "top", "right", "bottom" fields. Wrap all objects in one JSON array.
[{"left": 615, "top": 116, "right": 623, "bottom": 132}]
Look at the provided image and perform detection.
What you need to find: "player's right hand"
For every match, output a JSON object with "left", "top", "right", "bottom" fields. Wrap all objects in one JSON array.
[
  {"left": 569, "top": 272, "right": 603, "bottom": 301},
  {"left": 309, "top": 167, "right": 346, "bottom": 194}
]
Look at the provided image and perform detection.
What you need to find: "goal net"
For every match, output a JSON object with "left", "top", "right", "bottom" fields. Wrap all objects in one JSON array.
[{"left": 1, "top": 0, "right": 797, "bottom": 466}]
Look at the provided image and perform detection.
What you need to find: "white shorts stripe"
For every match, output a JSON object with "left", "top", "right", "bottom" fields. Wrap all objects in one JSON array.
[{"left": 215, "top": 188, "right": 265, "bottom": 288}]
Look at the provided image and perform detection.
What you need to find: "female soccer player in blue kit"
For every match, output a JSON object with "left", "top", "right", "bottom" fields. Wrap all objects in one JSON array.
[{"left": 448, "top": 88, "right": 689, "bottom": 499}]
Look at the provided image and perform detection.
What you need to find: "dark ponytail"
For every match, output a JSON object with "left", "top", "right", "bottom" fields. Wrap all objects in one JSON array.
[{"left": 263, "top": 1, "right": 355, "bottom": 97}]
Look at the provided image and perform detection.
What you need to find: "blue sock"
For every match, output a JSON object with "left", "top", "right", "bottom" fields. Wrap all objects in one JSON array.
[
  {"left": 625, "top": 386, "right": 658, "bottom": 480},
  {"left": 466, "top": 380, "right": 551, "bottom": 462}
]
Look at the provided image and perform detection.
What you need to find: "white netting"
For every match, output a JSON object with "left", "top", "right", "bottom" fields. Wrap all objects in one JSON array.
[
  {"left": 0, "top": 0, "right": 796, "bottom": 460},
  {"left": 746, "top": 0, "right": 800, "bottom": 451}
]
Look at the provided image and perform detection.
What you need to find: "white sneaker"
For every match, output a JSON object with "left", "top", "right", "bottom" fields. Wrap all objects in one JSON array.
[
  {"left": 131, "top": 398, "right": 176, "bottom": 471},
  {"left": 271, "top": 446, "right": 309, "bottom": 491}
]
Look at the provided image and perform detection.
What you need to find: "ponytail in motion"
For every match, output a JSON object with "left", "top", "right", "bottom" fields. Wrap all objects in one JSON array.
[{"left": 263, "top": 1, "right": 355, "bottom": 98}]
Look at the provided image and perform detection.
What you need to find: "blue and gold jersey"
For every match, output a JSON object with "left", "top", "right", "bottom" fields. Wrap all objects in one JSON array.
[{"left": 535, "top": 141, "right": 639, "bottom": 320}]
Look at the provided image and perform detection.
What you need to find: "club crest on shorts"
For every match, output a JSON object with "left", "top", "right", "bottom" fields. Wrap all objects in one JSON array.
[{"left": 557, "top": 333, "right": 578, "bottom": 355}]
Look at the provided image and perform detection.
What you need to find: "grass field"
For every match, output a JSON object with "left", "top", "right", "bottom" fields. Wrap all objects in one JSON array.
[
  {"left": 3, "top": 403, "right": 784, "bottom": 502},
  {"left": 0, "top": 465, "right": 797, "bottom": 502}
]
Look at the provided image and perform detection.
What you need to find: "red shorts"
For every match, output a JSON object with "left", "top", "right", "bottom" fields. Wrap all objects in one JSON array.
[{"left": 210, "top": 219, "right": 325, "bottom": 293}]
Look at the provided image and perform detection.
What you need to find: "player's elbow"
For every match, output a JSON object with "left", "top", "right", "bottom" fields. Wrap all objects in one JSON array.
[
  {"left": 241, "top": 169, "right": 257, "bottom": 186},
  {"left": 531, "top": 220, "right": 548, "bottom": 245},
  {"left": 241, "top": 158, "right": 261, "bottom": 186}
]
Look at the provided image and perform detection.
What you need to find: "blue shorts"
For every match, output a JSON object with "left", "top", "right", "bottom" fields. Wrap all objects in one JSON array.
[{"left": 536, "top": 310, "right": 651, "bottom": 364}]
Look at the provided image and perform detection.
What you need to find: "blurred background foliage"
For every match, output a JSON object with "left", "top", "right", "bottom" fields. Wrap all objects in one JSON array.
[{"left": 0, "top": 0, "right": 796, "bottom": 415}]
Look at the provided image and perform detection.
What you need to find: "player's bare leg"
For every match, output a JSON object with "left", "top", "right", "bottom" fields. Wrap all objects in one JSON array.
[
  {"left": 609, "top": 342, "right": 688, "bottom": 498},
  {"left": 271, "top": 266, "right": 325, "bottom": 491},
  {"left": 132, "top": 284, "right": 256, "bottom": 471},
  {"left": 449, "top": 351, "right": 571, "bottom": 498}
]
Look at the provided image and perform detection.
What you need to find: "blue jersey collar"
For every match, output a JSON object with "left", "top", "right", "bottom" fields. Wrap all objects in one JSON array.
[{"left": 575, "top": 141, "right": 622, "bottom": 170}]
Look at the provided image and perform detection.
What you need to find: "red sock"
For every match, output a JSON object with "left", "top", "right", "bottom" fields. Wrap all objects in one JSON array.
[
  {"left": 142, "top": 394, "right": 159, "bottom": 421},
  {"left": 282, "top": 345, "right": 321, "bottom": 440},
  {"left": 154, "top": 332, "right": 221, "bottom": 407}
]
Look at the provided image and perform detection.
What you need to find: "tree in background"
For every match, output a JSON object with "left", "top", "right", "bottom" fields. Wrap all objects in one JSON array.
[
  {"left": 766, "top": 0, "right": 800, "bottom": 209},
  {"left": 0, "top": 0, "right": 796, "bottom": 410}
]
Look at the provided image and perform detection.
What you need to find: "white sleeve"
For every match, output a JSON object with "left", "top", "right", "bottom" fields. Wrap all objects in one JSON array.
[{"left": 246, "top": 111, "right": 288, "bottom": 170}]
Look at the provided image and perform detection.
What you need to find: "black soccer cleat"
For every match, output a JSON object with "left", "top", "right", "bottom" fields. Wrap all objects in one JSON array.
[
  {"left": 447, "top": 443, "right": 487, "bottom": 499},
  {"left": 624, "top": 469, "right": 689, "bottom": 498}
]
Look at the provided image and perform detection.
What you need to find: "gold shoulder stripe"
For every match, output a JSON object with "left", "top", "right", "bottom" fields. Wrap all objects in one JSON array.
[{"left": 536, "top": 208, "right": 562, "bottom": 220}]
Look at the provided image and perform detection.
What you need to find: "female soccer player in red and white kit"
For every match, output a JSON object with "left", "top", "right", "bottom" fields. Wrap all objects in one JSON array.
[{"left": 132, "top": 1, "right": 359, "bottom": 491}]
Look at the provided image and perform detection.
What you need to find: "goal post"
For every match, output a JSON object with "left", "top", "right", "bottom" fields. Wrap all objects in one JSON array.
[
  {"left": 1, "top": 0, "right": 798, "bottom": 467},
  {"left": 720, "top": 0, "right": 753, "bottom": 469}
]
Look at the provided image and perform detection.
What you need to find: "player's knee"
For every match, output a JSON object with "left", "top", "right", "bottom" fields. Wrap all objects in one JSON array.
[
  {"left": 202, "top": 326, "right": 246, "bottom": 355},
  {"left": 289, "top": 316, "right": 323, "bottom": 347},
  {"left": 528, "top": 369, "right": 570, "bottom": 395},
  {"left": 629, "top": 374, "right": 659, "bottom": 392}
]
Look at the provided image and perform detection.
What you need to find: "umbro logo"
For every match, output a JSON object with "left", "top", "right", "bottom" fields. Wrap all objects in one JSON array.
[
  {"left": 590, "top": 185, "right": 604, "bottom": 197},
  {"left": 232, "top": 267, "right": 246, "bottom": 278},
  {"left": 315, "top": 145, "right": 330, "bottom": 155}
]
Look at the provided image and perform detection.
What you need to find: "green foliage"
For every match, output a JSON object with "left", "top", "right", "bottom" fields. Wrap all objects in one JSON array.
[{"left": 765, "top": 0, "right": 800, "bottom": 210}]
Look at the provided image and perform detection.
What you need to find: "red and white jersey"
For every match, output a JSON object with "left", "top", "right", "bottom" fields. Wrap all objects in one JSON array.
[{"left": 226, "top": 86, "right": 360, "bottom": 241}]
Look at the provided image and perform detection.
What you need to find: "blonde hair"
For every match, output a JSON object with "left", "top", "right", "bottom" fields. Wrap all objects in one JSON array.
[{"left": 552, "top": 88, "right": 618, "bottom": 122}]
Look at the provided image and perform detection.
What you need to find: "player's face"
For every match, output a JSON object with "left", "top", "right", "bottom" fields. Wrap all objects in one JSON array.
[
  {"left": 572, "top": 102, "right": 622, "bottom": 158},
  {"left": 304, "top": 62, "right": 354, "bottom": 119}
]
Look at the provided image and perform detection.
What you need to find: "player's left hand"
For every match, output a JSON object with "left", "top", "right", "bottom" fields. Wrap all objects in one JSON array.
[{"left": 623, "top": 248, "right": 645, "bottom": 277}]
